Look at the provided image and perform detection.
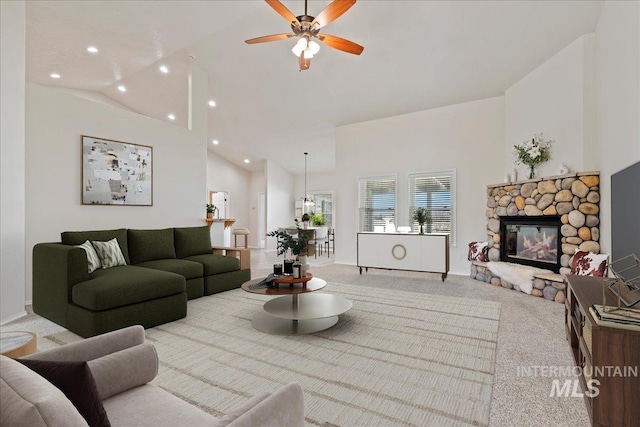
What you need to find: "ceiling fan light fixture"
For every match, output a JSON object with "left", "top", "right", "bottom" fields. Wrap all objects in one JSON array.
[
  {"left": 247, "top": 0, "right": 362, "bottom": 71},
  {"left": 308, "top": 40, "right": 320, "bottom": 55},
  {"left": 292, "top": 44, "right": 304, "bottom": 57}
]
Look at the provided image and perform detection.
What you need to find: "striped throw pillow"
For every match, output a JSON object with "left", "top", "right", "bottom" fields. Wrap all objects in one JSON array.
[
  {"left": 75, "top": 240, "right": 101, "bottom": 273},
  {"left": 91, "top": 238, "right": 127, "bottom": 269}
]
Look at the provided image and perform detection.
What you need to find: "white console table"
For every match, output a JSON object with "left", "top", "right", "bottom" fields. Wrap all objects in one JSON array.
[{"left": 357, "top": 232, "right": 450, "bottom": 281}]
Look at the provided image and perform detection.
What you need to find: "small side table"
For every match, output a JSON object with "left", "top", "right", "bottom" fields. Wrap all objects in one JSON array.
[{"left": 0, "top": 331, "right": 37, "bottom": 358}]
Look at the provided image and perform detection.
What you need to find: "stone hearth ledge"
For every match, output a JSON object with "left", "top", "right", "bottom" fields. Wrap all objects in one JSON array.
[{"left": 470, "top": 261, "right": 566, "bottom": 303}]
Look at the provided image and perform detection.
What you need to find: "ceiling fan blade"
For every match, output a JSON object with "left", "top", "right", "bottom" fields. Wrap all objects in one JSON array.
[
  {"left": 312, "top": 0, "right": 356, "bottom": 29},
  {"left": 265, "top": 0, "right": 299, "bottom": 25},
  {"left": 245, "top": 33, "right": 295, "bottom": 44},
  {"left": 317, "top": 34, "right": 364, "bottom": 55},
  {"left": 299, "top": 54, "right": 311, "bottom": 71}
]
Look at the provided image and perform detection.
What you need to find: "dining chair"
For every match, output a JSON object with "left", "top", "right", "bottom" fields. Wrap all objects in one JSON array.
[{"left": 309, "top": 226, "right": 328, "bottom": 258}]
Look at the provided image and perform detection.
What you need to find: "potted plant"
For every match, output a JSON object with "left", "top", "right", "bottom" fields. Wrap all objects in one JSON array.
[
  {"left": 311, "top": 212, "right": 327, "bottom": 226},
  {"left": 412, "top": 207, "right": 432, "bottom": 235},
  {"left": 266, "top": 220, "right": 309, "bottom": 258},
  {"left": 206, "top": 204, "right": 217, "bottom": 219},
  {"left": 513, "top": 132, "right": 554, "bottom": 179}
]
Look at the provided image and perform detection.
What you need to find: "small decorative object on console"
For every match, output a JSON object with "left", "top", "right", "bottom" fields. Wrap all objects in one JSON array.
[
  {"left": 606, "top": 253, "right": 640, "bottom": 308},
  {"left": 412, "top": 207, "right": 432, "bottom": 235}
]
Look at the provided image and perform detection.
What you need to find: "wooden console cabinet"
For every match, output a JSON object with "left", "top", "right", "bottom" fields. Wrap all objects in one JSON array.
[
  {"left": 565, "top": 275, "right": 640, "bottom": 426},
  {"left": 357, "top": 233, "right": 449, "bottom": 281}
]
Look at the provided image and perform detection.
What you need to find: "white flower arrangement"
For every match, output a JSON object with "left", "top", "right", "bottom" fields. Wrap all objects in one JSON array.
[{"left": 513, "top": 132, "right": 554, "bottom": 179}]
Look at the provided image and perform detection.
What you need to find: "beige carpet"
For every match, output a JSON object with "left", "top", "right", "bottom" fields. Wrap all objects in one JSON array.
[{"left": 46, "top": 283, "right": 501, "bottom": 427}]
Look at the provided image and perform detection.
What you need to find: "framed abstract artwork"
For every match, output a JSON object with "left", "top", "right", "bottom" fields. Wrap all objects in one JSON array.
[{"left": 81, "top": 135, "right": 153, "bottom": 205}]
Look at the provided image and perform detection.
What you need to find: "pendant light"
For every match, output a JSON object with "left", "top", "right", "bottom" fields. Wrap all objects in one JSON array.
[{"left": 304, "top": 152, "right": 315, "bottom": 209}]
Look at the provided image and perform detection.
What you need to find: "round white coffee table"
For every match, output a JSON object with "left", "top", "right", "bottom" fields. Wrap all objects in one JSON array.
[
  {"left": 242, "top": 276, "right": 352, "bottom": 335},
  {"left": 0, "top": 331, "right": 37, "bottom": 358}
]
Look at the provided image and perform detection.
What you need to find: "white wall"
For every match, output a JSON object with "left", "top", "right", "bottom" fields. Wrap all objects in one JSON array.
[
  {"left": 594, "top": 0, "right": 640, "bottom": 255},
  {"left": 206, "top": 150, "right": 252, "bottom": 243},
  {"left": 1, "top": 1, "right": 27, "bottom": 324},
  {"left": 335, "top": 97, "right": 505, "bottom": 275},
  {"left": 250, "top": 170, "right": 267, "bottom": 248},
  {"left": 505, "top": 34, "right": 596, "bottom": 178},
  {"left": 24, "top": 64, "right": 209, "bottom": 301},
  {"left": 294, "top": 172, "right": 336, "bottom": 200},
  {"left": 265, "top": 160, "right": 294, "bottom": 251}
]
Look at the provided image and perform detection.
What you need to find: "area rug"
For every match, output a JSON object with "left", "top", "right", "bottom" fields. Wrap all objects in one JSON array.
[{"left": 45, "top": 283, "right": 501, "bottom": 426}]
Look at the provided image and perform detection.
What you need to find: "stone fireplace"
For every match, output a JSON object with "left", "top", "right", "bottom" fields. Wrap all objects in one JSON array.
[
  {"left": 485, "top": 171, "right": 601, "bottom": 276},
  {"left": 471, "top": 171, "right": 602, "bottom": 303}
]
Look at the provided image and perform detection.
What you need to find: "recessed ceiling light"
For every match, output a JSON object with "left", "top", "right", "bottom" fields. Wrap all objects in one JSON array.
[
  {"left": 87, "top": 46, "right": 99, "bottom": 53},
  {"left": 50, "top": 73, "right": 61, "bottom": 79},
  {"left": 168, "top": 114, "right": 175, "bottom": 120},
  {"left": 159, "top": 65, "right": 169, "bottom": 74},
  {"left": 208, "top": 100, "right": 216, "bottom": 107},
  {"left": 212, "top": 139, "right": 219, "bottom": 145},
  {"left": 244, "top": 159, "right": 250, "bottom": 164},
  {"left": 117, "top": 85, "right": 127, "bottom": 92}
]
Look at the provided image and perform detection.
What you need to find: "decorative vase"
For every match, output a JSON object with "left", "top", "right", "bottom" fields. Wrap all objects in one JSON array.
[
  {"left": 297, "top": 255, "right": 309, "bottom": 276},
  {"left": 206, "top": 212, "right": 213, "bottom": 219},
  {"left": 528, "top": 165, "right": 535, "bottom": 179},
  {"left": 419, "top": 224, "right": 424, "bottom": 235}
]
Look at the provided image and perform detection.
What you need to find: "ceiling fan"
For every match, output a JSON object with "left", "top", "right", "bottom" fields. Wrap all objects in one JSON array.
[{"left": 245, "top": 0, "right": 364, "bottom": 71}]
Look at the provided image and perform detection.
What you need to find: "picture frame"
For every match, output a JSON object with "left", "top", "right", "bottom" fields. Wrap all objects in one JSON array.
[{"left": 81, "top": 135, "right": 153, "bottom": 206}]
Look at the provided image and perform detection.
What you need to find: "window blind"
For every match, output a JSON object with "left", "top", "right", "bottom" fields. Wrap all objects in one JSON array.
[
  {"left": 358, "top": 176, "right": 397, "bottom": 232},
  {"left": 409, "top": 171, "right": 455, "bottom": 244}
]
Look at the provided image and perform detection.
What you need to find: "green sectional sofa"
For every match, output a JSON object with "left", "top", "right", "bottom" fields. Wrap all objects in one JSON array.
[{"left": 33, "top": 226, "right": 251, "bottom": 338}]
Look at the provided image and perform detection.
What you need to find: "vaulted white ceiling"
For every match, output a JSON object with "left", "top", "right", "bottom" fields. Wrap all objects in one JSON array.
[{"left": 26, "top": 1, "right": 604, "bottom": 174}]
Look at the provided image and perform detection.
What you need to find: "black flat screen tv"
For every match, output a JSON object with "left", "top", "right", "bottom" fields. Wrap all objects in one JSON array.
[{"left": 611, "top": 161, "right": 640, "bottom": 281}]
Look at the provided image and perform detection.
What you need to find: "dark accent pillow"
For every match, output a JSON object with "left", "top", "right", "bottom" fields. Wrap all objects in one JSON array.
[
  {"left": 16, "top": 359, "right": 111, "bottom": 427},
  {"left": 62, "top": 229, "right": 130, "bottom": 265},
  {"left": 174, "top": 226, "right": 212, "bottom": 258},
  {"left": 127, "top": 228, "right": 176, "bottom": 264},
  {"left": 468, "top": 241, "right": 489, "bottom": 262}
]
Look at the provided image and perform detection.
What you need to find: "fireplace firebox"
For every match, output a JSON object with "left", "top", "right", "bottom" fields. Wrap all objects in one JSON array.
[{"left": 500, "top": 216, "right": 561, "bottom": 273}]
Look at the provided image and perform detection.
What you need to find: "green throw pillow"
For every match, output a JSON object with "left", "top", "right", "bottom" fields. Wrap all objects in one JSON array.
[
  {"left": 127, "top": 228, "right": 176, "bottom": 264},
  {"left": 174, "top": 226, "right": 212, "bottom": 258}
]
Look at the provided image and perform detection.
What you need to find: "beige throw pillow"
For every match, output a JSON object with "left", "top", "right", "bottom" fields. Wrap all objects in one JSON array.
[
  {"left": 91, "top": 238, "right": 127, "bottom": 269},
  {"left": 75, "top": 240, "right": 101, "bottom": 273}
]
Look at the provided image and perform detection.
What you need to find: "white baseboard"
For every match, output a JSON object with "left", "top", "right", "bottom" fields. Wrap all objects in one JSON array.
[{"left": 1, "top": 310, "right": 27, "bottom": 326}]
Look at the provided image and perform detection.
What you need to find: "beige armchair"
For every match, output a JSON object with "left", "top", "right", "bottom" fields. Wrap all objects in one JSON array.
[{"left": 0, "top": 325, "right": 305, "bottom": 427}]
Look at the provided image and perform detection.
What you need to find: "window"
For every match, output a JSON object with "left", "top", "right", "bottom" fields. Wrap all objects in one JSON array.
[
  {"left": 358, "top": 175, "right": 397, "bottom": 232},
  {"left": 309, "top": 193, "right": 333, "bottom": 230},
  {"left": 409, "top": 170, "right": 455, "bottom": 245}
]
